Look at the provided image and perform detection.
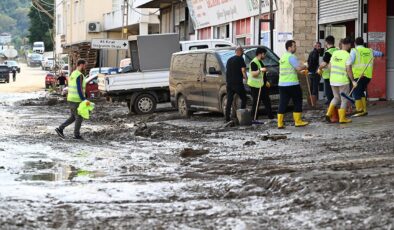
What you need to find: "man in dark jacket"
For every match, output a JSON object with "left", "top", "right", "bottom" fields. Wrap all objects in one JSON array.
[
  {"left": 307, "top": 41, "right": 321, "bottom": 107},
  {"left": 225, "top": 47, "right": 248, "bottom": 122}
]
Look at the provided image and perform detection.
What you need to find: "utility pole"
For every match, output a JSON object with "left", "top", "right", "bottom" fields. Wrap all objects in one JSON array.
[
  {"left": 258, "top": 0, "right": 274, "bottom": 50},
  {"left": 116, "top": 0, "right": 129, "bottom": 66}
]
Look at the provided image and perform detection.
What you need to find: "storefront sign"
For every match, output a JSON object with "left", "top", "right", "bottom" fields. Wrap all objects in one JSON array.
[
  {"left": 368, "top": 32, "right": 386, "bottom": 43},
  {"left": 187, "top": 0, "right": 276, "bottom": 29},
  {"left": 277, "top": 32, "right": 293, "bottom": 43}
]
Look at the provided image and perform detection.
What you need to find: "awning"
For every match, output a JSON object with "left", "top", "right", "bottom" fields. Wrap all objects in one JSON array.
[{"left": 134, "top": 0, "right": 174, "bottom": 8}]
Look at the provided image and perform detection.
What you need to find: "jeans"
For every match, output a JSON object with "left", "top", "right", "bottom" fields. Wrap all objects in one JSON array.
[
  {"left": 59, "top": 102, "right": 83, "bottom": 137},
  {"left": 225, "top": 85, "right": 247, "bottom": 120},
  {"left": 309, "top": 73, "right": 321, "bottom": 97},
  {"left": 278, "top": 85, "right": 303, "bottom": 114},
  {"left": 353, "top": 77, "right": 370, "bottom": 100},
  {"left": 324, "top": 79, "right": 334, "bottom": 103},
  {"left": 250, "top": 86, "right": 273, "bottom": 120}
]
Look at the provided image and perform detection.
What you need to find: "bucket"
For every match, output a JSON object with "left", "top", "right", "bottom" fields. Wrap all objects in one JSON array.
[{"left": 236, "top": 109, "right": 252, "bottom": 126}]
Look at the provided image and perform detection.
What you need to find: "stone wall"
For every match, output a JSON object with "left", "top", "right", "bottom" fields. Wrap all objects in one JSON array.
[{"left": 293, "top": 0, "right": 318, "bottom": 101}]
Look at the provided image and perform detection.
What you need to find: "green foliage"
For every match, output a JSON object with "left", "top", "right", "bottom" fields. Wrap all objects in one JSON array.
[
  {"left": 0, "top": 0, "right": 31, "bottom": 49},
  {"left": 28, "top": 1, "right": 54, "bottom": 51}
]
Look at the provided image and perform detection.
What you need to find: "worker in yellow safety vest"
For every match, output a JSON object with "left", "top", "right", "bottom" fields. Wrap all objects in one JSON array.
[
  {"left": 318, "top": 35, "right": 338, "bottom": 105},
  {"left": 277, "top": 40, "right": 309, "bottom": 129},
  {"left": 325, "top": 38, "right": 357, "bottom": 124},
  {"left": 350, "top": 37, "right": 384, "bottom": 117},
  {"left": 56, "top": 59, "right": 87, "bottom": 140}
]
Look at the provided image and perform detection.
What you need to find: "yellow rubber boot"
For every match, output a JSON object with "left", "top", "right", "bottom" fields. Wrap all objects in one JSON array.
[
  {"left": 353, "top": 98, "right": 368, "bottom": 117},
  {"left": 361, "top": 97, "right": 368, "bottom": 115},
  {"left": 325, "top": 104, "right": 336, "bottom": 122},
  {"left": 293, "top": 112, "right": 309, "bottom": 127},
  {"left": 339, "top": 109, "right": 352, "bottom": 123},
  {"left": 354, "top": 100, "right": 363, "bottom": 114},
  {"left": 278, "top": 113, "right": 285, "bottom": 129}
]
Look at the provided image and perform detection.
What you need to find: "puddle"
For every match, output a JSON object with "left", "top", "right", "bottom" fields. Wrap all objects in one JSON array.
[{"left": 18, "top": 161, "right": 106, "bottom": 181}]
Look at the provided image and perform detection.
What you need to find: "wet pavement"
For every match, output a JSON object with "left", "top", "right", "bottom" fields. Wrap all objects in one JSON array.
[{"left": 0, "top": 92, "right": 393, "bottom": 229}]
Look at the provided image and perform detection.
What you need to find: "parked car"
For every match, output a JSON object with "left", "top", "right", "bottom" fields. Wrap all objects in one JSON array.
[
  {"left": 89, "top": 67, "right": 119, "bottom": 78},
  {"left": 0, "top": 64, "right": 10, "bottom": 83},
  {"left": 180, "top": 39, "right": 235, "bottom": 51},
  {"left": 4, "top": 60, "right": 21, "bottom": 73},
  {"left": 169, "top": 46, "right": 280, "bottom": 117},
  {"left": 45, "top": 73, "right": 56, "bottom": 89},
  {"left": 61, "top": 64, "right": 69, "bottom": 77},
  {"left": 42, "top": 57, "right": 54, "bottom": 70},
  {"left": 27, "top": 53, "right": 43, "bottom": 67}
]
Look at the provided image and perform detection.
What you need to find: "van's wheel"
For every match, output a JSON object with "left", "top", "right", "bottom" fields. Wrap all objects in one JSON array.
[
  {"left": 133, "top": 94, "right": 156, "bottom": 115},
  {"left": 177, "top": 95, "right": 192, "bottom": 118},
  {"left": 127, "top": 100, "right": 135, "bottom": 114}
]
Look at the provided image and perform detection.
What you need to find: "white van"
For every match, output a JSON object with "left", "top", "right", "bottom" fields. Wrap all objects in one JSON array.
[
  {"left": 180, "top": 39, "right": 235, "bottom": 51},
  {"left": 33, "top": 41, "right": 45, "bottom": 54}
]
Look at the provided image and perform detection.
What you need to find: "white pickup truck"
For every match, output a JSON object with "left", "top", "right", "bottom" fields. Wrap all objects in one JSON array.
[
  {"left": 98, "top": 34, "right": 179, "bottom": 114},
  {"left": 98, "top": 70, "right": 170, "bottom": 114}
]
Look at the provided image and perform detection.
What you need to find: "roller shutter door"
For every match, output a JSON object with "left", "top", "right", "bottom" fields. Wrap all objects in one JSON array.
[{"left": 319, "top": 0, "right": 360, "bottom": 24}]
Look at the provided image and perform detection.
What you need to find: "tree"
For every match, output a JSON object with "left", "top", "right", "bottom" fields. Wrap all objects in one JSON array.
[
  {"left": 0, "top": 14, "right": 17, "bottom": 33},
  {"left": 28, "top": 0, "right": 54, "bottom": 51}
]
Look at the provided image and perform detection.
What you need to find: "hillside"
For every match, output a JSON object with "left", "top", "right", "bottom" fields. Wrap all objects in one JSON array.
[{"left": 0, "top": 0, "right": 31, "bottom": 48}]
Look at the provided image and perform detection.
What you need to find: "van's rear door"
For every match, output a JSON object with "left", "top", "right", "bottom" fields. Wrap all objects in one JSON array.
[{"left": 184, "top": 53, "right": 205, "bottom": 108}]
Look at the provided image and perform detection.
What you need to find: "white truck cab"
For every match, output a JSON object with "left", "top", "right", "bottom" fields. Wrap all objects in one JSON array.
[{"left": 33, "top": 41, "right": 45, "bottom": 54}]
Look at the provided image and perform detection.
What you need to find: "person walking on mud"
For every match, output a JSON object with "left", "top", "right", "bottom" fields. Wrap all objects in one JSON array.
[
  {"left": 277, "top": 40, "right": 309, "bottom": 129},
  {"left": 225, "top": 47, "right": 248, "bottom": 122},
  {"left": 248, "top": 47, "right": 274, "bottom": 120},
  {"left": 55, "top": 59, "right": 87, "bottom": 140},
  {"left": 325, "top": 38, "right": 357, "bottom": 124}
]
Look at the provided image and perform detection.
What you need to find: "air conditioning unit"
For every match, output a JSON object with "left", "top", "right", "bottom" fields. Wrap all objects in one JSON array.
[{"left": 87, "top": 22, "right": 101, "bottom": 33}]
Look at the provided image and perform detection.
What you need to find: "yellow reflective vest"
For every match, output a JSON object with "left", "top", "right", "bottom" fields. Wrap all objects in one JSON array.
[
  {"left": 322, "top": 47, "right": 339, "bottom": 80},
  {"left": 67, "top": 70, "right": 86, "bottom": 103},
  {"left": 279, "top": 52, "right": 298, "bottom": 84},
  {"left": 352, "top": 46, "right": 373, "bottom": 79},
  {"left": 330, "top": 50, "right": 350, "bottom": 85},
  {"left": 247, "top": 57, "right": 264, "bottom": 88}
]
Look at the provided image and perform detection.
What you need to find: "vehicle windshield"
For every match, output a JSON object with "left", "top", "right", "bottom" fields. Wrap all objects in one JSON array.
[
  {"left": 217, "top": 50, "right": 236, "bottom": 69},
  {"left": 90, "top": 68, "right": 110, "bottom": 76},
  {"left": 243, "top": 48, "right": 279, "bottom": 67},
  {"left": 34, "top": 44, "right": 44, "bottom": 47},
  {"left": 7, "top": 61, "right": 17, "bottom": 66},
  {"left": 0, "top": 66, "right": 9, "bottom": 71},
  {"left": 31, "top": 54, "right": 42, "bottom": 60}
]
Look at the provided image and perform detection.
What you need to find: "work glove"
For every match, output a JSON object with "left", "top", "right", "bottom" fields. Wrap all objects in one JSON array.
[
  {"left": 352, "top": 81, "right": 358, "bottom": 88},
  {"left": 265, "top": 81, "right": 271, "bottom": 88},
  {"left": 317, "top": 68, "right": 323, "bottom": 76}
]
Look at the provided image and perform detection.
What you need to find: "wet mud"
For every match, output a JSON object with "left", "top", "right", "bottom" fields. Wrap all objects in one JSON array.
[{"left": 0, "top": 93, "right": 393, "bottom": 229}]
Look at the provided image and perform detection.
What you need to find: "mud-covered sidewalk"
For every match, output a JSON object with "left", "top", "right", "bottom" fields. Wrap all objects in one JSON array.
[{"left": 0, "top": 92, "right": 393, "bottom": 229}]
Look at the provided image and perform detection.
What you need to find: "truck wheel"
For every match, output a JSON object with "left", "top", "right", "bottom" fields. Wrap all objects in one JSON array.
[
  {"left": 133, "top": 94, "right": 156, "bottom": 115},
  {"left": 127, "top": 100, "right": 135, "bottom": 114},
  {"left": 177, "top": 95, "right": 192, "bottom": 118}
]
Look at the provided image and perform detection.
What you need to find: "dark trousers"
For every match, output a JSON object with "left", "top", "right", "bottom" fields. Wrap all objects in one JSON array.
[
  {"left": 59, "top": 102, "right": 83, "bottom": 136},
  {"left": 278, "top": 85, "right": 303, "bottom": 114},
  {"left": 309, "top": 73, "right": 320, "bottom": 97},
  {"left": 324, "top": 79, "right": 334, "bottom": 104},
  {"left": 226, "top": 85, "right": 247, "bottom": 120},
  {"left": 353, "top": 77, "right": 371, "bottom": 100},
  {"left": 12, "top": 72, "right": 16, "bottom": 82},
  {"left": 250, "top": 86, "right": 273, "bottom": 120}
]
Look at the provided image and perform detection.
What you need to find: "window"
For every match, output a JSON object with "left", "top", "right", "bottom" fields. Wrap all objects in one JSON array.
[
  {"left": 217, "top": 50, "right": 235, "bottom": 70},
  {"left": 243, "top": 48, "right": 279, "bottom": 67},
  {"left": 206, "top": 54, "right": 221, "bottom": 74},
  {"left": 189, "top": 45, "right": 208, "bottom": 50},
  {"left": 215, "top": 44, "right": 231, "bottom": 48}
]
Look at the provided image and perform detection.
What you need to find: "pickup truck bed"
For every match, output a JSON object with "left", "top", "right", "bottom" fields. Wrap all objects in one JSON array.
[{"left": 98, "top": 71, "right": 170, "bottom": 114}]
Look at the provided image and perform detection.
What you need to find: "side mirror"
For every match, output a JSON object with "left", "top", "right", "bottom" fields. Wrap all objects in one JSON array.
[{"left": 209, "top": 67, "right": 221, "bottom": 75}]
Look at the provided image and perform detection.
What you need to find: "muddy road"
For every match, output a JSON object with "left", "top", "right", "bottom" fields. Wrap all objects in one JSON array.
[{"left": 0, "top": 92, "right": 393, "bottom": 229}]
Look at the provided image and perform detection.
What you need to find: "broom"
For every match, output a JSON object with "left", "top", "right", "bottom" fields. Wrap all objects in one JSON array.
[{"left": 340, "top": 57, "right": 374, "bottom": 104}]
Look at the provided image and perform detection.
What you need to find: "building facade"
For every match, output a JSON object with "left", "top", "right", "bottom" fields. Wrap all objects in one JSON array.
[{"left": 318, "top": 0, "right": 392, "bottom": 100}]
